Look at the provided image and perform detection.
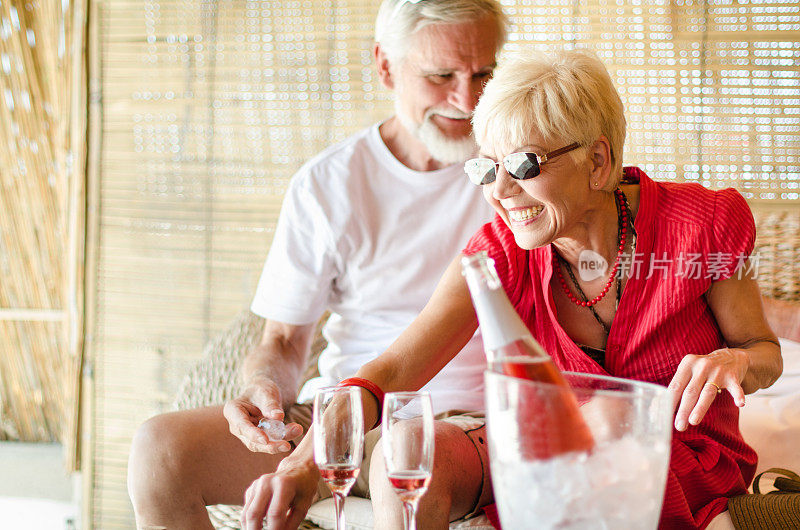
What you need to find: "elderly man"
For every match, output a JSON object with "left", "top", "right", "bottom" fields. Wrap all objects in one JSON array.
[{"left": 128, "top": 1, "right": 507, "bottom": 528}]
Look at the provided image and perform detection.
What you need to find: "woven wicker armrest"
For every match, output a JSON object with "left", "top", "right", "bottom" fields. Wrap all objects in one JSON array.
[
  {"left": 172, "top": 311, "right": 328, "bottom": 411},
  {"left": 172, "top": 310, "right": 265, "bottom": 411},
  {"left": 752, "top": 207, "right": 799, "bottom": 303}
]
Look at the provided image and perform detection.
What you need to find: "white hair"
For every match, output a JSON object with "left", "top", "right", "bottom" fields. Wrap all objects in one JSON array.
[
  {"left": 472, "top": 48, "right": 627, "bottom": 189},
  {"left": 374, "top": 0, "right": 508, "bottom": 64}
]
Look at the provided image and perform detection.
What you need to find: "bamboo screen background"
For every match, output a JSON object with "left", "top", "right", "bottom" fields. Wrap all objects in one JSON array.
[
  {"left": 89, "top": 0, "right": 799, "bottom": 528},
  {"left": 0, "top": 0, "right": 85, "bottom": 459}
]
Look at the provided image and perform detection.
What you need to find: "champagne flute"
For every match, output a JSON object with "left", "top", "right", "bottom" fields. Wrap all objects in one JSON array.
[
  {"left": 381, "top": 391, "right": 435, "bottom": 530},
  {"left": 313, "top": 386, "right": 365, "bottom": 530}
]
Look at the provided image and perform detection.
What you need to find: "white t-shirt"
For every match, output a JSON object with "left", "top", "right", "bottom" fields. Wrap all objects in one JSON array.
[{"left": 251, "top": 123, "right": 494, "bottom": 413}]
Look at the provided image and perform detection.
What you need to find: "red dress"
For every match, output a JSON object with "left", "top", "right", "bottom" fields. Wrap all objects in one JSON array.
[{"left": 464, "top": 167, "right": 757, "bottom": 529}]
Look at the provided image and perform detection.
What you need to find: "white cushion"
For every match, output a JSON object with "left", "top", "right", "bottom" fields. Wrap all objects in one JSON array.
[
  {"left": 306, "top": 497, "right": 494, "bottom": 530},
  {"left": 306, "top": 497, "right": 373, "bottom": 530},
  {"left": 739, "top": 337, "right": 800, "bottom": 489}
]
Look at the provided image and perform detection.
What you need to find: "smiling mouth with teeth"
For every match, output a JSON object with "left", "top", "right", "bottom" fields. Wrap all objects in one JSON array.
[{"left": 508, "top": 205, "right": 544, "bottom": 222}]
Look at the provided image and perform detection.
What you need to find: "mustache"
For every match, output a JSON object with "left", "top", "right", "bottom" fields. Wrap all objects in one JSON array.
[{"left": 424, "top": 107, "right": 472, "bottom": 121}]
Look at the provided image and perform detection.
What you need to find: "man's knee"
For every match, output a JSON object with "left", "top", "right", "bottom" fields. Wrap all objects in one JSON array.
[
  {"left": 368, "top": 420, "right": 469, "bottom": 517},
  {"left": 367, "top": 439, "right": 389, "bottom": 499},
  {"left": 434, "top": 421, "right": 482, "bottom": 472},
  {"left": 128, "top": 412, "right": 196, "bottom": 504},
  {"left": 424, "top": 421, "right": 483, "bottom": 520},
  {"left": 368, "top": 439, "right": 405, "bottom": 527}
]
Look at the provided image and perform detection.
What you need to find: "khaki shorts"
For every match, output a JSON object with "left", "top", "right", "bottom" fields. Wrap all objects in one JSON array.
[{"left": 286, "top": 404, "right": 492, "bottom": 520}]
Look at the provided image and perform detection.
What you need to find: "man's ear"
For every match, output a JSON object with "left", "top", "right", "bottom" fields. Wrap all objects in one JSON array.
[
  {"left": 374, "top": 42, "right": 395, "bottom": 90},
  {"left": 588, "top": 135, "right": 614, "bottom": 189}
]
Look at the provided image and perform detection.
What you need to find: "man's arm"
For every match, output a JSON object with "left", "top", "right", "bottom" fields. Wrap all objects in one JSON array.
[
  {"left": 223, "top": 319, "right": 316, "bottom": 453},
  {"left": 243, "top": 320, "right": 316, "bottom": 408}
]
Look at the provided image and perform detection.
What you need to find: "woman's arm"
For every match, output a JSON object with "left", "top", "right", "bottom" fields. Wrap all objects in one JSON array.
[
  {"left": 670, "top": 263, "right": 783, "bottom": 431},
  {"left": 707, "top": 269, "right": 783, "bottom": 394}
]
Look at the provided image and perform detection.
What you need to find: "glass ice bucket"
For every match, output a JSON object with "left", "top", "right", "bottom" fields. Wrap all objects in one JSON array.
[{"left": 485, "top": 370, "right": 673, "bottom": 530}]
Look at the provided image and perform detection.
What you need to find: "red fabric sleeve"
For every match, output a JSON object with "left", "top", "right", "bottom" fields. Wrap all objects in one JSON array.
[
  {"left": 709, "top": 188, "right": 756, "bottom": 282},
  {"left": 463, "top": 214, "right": 523, "bottom": 299}
]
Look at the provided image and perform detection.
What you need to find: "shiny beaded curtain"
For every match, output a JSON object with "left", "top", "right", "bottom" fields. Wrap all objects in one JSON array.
[
  {"left": 507, "top": 0, "right": 800, "bottom": 200},
  {"left": 698, "top": 1, "right": 799, "bottom": 200},
  {"left": 92, "top": 1, "right": 386, "bottom": 527}
]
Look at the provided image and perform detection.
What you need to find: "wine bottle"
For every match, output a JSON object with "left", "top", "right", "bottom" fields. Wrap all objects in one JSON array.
[{"left": 462, "top": 251, "right": 594, "bottom": 458}]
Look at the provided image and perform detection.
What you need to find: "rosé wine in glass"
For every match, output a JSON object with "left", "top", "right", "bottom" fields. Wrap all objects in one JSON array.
[
  {"left": 388, "top": 470, "right": 432, "bottom": 503},
  {"left": 382, "top": 391, "right": 434, "bottom": 530},
  {"left": 318, "top": 463, "right": 360, "bottom": 496},
  {"left": 313, "top": 386, "right": 364, "bottom": 530}
]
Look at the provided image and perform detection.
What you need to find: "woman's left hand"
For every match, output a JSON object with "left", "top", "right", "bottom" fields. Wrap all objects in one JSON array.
[{"left": 668, "top": 347, "right": 749, "bottom": 431}]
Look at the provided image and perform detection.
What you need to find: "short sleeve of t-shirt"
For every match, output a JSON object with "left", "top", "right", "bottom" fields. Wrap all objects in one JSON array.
[
  {"left": 250, "top": 175, "right": 338, "bottom": 325},
  {"left": 709, "top": 188, "right": 756, "bottom": 282}
]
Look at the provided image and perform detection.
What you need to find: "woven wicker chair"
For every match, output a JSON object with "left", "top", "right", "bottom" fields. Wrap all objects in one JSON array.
[{"left": 173, "top": 207, "right": 799, "bottom": 529}]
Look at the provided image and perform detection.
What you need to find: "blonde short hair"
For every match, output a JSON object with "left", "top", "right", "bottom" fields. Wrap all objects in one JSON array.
[
  {"left": 472, "top": 48, "right": 626, "bottom": 188},
  {"left": 375, "top": 0, "right": 508, "bottom": 64}
]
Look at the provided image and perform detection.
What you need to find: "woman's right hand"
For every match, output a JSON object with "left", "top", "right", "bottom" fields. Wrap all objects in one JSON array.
[
  {"left": 242, "top": 456, "right": 320, "bottom": 530},
  {"left": 223, "top": 374, "right": 303, "bottom": 453}
]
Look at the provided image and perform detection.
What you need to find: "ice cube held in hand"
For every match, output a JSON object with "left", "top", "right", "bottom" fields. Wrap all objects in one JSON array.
[{"left": 258, "top": 418, "right": 287, "bottom": 441}]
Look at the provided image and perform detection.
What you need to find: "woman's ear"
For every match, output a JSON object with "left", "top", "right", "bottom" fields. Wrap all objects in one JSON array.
[
  {"left": 374, "top": 43, "right": 395, "bottom": 90},
  {"left": 588, "top": 136, "right": 613, "bottom": 189}
]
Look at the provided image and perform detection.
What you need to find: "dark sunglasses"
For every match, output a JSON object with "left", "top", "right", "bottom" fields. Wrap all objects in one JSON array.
[{"left": 464, "top": 142, "right": 581, "bottom": 185}]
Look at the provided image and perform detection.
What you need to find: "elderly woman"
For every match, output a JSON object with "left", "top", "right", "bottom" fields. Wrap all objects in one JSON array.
[
  {"left": 458, "top": 48, "right": 783, "bottom": 529},
  {"left": 243, "top": 49, "right": 782, "bottom": 530}
]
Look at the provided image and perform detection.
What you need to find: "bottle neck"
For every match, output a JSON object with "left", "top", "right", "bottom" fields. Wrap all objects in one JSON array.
[{"left": 462, "top": 253, "right": 535, "bottom": 351}]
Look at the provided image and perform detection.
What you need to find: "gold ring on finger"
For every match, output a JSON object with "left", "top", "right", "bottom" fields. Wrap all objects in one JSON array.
[{"left": 706, "top": 381, "right": 722, "bottom": 394}]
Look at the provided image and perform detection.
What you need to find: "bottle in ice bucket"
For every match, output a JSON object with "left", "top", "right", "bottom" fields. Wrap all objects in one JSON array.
[{"left": 461, "top": 251, "right": 594, "bottom": 459}]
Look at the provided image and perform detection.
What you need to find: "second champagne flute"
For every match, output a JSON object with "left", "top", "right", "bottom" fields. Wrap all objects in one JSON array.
[
  {"left": 382, "top": 391, "right": 435, "bottom": 530},
  {"left": 313, "top": 386, "right": 365, "bottom": 530}
]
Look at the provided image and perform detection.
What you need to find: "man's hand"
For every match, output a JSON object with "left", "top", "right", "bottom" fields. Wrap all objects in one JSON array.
[
  {"left": 223, "top": 375, "right": 303, "bottom": 453},
  {"left": 668, "top": 347, "right": 749, "bottom": 432},
  {"left": 241, "top": 456, "right": 320, "bottom": 530}
]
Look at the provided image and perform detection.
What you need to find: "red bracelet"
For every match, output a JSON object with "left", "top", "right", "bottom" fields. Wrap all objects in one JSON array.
[{"left": 337, "top": 377, "right": 384, "bottom": 427}]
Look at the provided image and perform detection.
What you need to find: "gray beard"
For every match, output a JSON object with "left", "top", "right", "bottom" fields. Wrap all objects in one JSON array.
[{"left": 395, "top": 102, "right": 477, "bottom": 166}]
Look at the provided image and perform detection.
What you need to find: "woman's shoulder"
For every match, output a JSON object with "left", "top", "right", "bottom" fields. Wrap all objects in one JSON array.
[
  {"left": 640, "top": 175, "right": 755, "bottom": 257},
  {"left": 651, "top": 179, "right": 752, "bottom": 228}
]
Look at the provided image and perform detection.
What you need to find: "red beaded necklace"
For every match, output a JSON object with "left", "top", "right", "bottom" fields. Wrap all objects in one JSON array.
[{"left": 554, "top": 188, "right": 628, "bottom": 308}]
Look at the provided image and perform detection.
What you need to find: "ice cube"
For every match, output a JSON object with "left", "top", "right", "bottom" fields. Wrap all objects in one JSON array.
[
  {"left": 258, "top": 418, "right": 286, "bottom": 441},
  {"left": 491, "top": 436, "right": 669, "bottom": 529}
]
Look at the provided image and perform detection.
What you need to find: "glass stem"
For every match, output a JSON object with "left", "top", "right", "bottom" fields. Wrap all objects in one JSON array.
[
  {"left": 402, "top": 500, "right": 418, "bottom": 530},
  {"left": 332, "top": 492, "right": 346, "bottom": 530}
]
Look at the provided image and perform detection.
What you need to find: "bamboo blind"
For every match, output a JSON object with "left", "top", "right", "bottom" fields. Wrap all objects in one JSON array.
[
  {"left": 90, "top": 0, "right": 798, "bottom": 528},
  {"left": 0, "top": 0, "right": 86, "bottom": 464}
]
